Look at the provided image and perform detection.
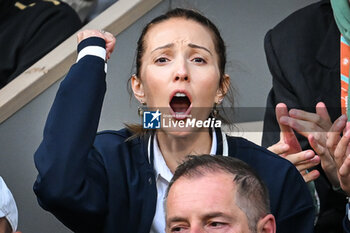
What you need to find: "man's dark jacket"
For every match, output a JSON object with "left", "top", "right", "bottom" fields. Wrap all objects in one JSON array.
[{"left": 262, "top": 1, "right": 346, "bottom": 232}]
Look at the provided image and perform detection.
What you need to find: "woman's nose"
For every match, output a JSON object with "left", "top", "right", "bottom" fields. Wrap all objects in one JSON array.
[{"left": 174, "top": 58, "right": 189, "bottom": 81}]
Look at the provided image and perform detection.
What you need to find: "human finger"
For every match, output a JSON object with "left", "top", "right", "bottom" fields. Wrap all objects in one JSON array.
[
  {"left": 333, "top": 130, "right": 350, "bottom": 169},
  {"left": 346, "top": 121, "right": 350, "bottom": 134},
  {"left": 309, "top": 134, "right": 336, "bottom": 168},
  {"left": 279, "top": 115, "right": 324, "bottom": 141},
  {"left": 339, "top": 155, "right": 350, "bottom": 195},
  {"left": 308, "top": 133, "right": 338, "bottom": 186},
  {"left": 302, "top": 170, "right": 320, "bottom": 183},
  {"left": 268, "top": 142, "right": 289, "bottom": 155},
  {"left": 287, "top": 103, "right": 331, "bottom": 130},
  {"left": 288, "top": 108, "right": 326, "bottom": 128},
  {"left": 275, "top": 103, "right": 302, "bottom": 153},
  {"left": 315, "top": 102, "right": 332, "bottom": 128},
  {"left": 77, "top": 29, "right": 106, "bottom": 44},
  {"left": 308, "top": 134, "right": 326, "bottom": 156},
  {"left": 276, "top": 103, "right": 292, "bottom": 135},
  {"left": 295, "top": 156, "right": 320, "bottom": 172},
  {"left": 284, "top": 150, "right": 315, "bottom": 165},
  {"left": 103, "top": 31, "right": 116, "bottom": 55},
  {"left": 326, "top": 115, "right": 347, "bottom": 154}
]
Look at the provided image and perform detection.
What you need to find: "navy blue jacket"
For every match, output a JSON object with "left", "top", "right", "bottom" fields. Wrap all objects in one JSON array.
[
  {"left": 33, "top": 38, "right": 315, "bottom": 233},
  {"left": 345, "top": 218, "right": 350, "bottom": 233}
]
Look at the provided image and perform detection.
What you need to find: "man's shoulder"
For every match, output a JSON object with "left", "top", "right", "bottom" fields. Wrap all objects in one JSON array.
[
  {"left": 226, "top": 136, "right": 311, "bottom": 211},
  {"left": 269, "top": 0, "right": 333, "bottom": 42},
  {"left": 226, "top": 136, "right": 296, "bottom": 172},
  {"left": 227, "top": 136, "right": 274, "bottom": 157}
]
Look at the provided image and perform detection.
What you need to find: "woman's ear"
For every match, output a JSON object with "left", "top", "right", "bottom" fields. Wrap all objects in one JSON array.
[
  {"left": 256, "top": 214, "right": 276, "bottom": 233},
  {"left": 131, "top": 74, "right": 145, "bottom": 103},
  {"left": 215, "top": 74, "right": 230, "bottom": 104}
]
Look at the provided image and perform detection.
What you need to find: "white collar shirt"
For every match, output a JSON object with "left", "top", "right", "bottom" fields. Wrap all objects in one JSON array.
[{"left": 0, "top": 177, "right": 18, "bottom": 232}]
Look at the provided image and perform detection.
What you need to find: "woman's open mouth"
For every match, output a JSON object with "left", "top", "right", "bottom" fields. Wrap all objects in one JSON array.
[{"left": 169, "top": 91, "right": 192, "bottom": 120}]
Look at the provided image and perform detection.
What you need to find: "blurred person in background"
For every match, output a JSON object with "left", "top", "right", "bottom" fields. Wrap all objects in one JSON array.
[
  {"left": 262, "top": 1, "right": 349, "bottom": 232},
  {"left": 0, "top": 0, "right": 82, "bottom": 89}
]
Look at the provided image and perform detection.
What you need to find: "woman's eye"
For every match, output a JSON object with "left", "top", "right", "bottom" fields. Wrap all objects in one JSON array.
[
  {"left": 155, "top": 57, "right": 169, "bottom": 63},
  {"left": 192, "top": 57, "right": 206, "bottom": 63}
]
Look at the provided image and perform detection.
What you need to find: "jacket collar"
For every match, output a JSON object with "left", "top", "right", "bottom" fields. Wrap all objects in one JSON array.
[
  {"left": 214, "top": 127, "right": 228, "bottom": 156},
  {"left": 146, "top": 127, "right": 229, "bottom": 166}
]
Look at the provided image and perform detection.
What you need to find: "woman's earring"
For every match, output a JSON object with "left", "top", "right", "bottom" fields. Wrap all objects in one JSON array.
[
  {"left": 212, "top": 103, "right": 219, "bottom": 118},
  {"left": 138, "top": 102, "right": 146, "bottom": 116}
]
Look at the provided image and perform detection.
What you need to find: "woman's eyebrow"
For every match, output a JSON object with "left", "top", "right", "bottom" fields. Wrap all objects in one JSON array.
[
  {"left": 151, "top": 43, "right": 174, "bottom": 53},
  {"left": 151, "top": 43, "right": 212, "bottom": 55},
  {"left": 188, "top": 43, "right": 212, "bottom": 55}
]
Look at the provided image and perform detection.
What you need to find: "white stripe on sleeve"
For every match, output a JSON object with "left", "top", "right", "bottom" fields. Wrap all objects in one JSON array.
[{"left": 76, "top": 46, "right": 106, "bottom": 62}]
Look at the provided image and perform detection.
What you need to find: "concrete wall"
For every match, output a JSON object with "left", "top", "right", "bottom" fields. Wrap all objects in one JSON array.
[{"left": 0, "top": 0, "right": 318, "bottom": 232}]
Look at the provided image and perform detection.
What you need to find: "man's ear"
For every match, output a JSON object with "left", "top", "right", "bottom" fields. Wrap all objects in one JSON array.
[
  {"left": 215, "top": 74, "right": 230, "bottom": 104},
  {"left": 256, "top": 214, "right": 276, "bottom": 233},
  {"left": 131, "top": 75, "right": 145, "bottom": 103}
]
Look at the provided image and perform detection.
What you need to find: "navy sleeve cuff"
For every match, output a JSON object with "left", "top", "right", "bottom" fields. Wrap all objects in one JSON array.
[
  {"left": 76, "top": 37, "right": 107, "bottom": 69},
  {"left": 77, "top": 37, "right": 106, "bottom": 53}
]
